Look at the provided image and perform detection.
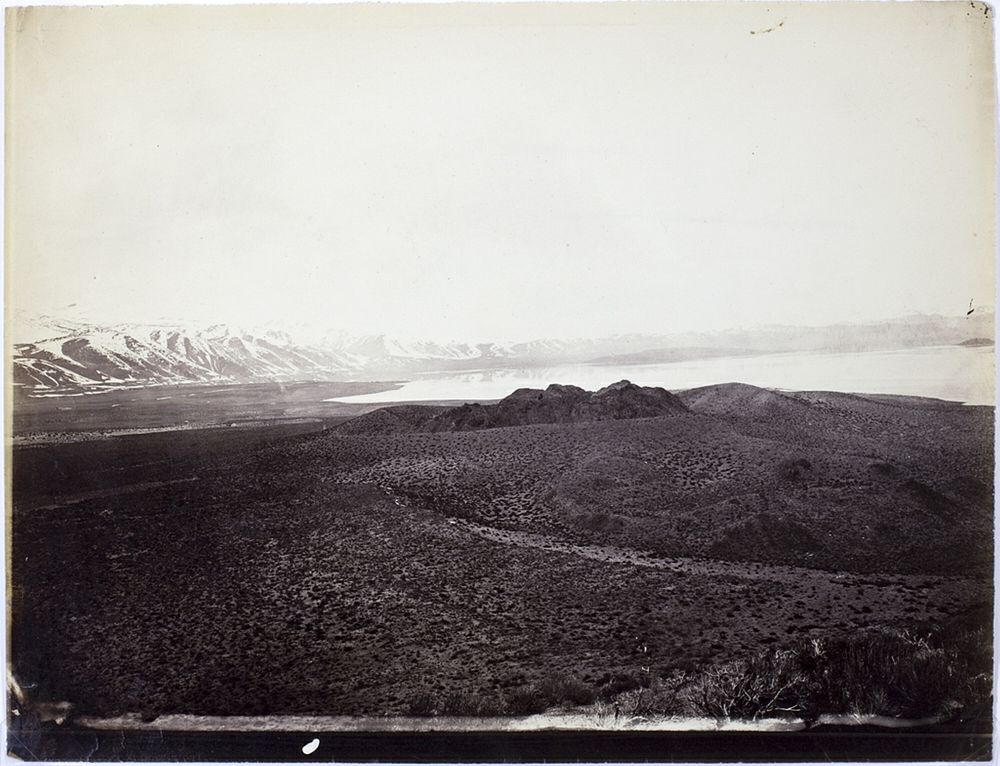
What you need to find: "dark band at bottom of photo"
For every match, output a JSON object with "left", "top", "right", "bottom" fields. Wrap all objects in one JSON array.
[{"left": 7, "top": 721, "right": 992, "bottom": 763}]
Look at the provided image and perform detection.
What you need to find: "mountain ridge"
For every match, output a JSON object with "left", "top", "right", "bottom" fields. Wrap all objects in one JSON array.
[{"left": 12, "top": 311, "right": 994, "bottom": 394}]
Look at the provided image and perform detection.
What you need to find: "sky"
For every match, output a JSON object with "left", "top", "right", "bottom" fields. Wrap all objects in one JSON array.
[{"left": 6, "top": 3, "right": 997, "bottom": 343}]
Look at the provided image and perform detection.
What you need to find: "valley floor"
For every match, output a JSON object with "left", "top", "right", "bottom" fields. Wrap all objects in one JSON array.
[{"left": 9, "top": 381, "right": 994, "bottom": 731}]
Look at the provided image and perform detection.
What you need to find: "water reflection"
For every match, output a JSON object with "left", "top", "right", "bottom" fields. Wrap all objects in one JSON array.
[{"left": 329, "top": 346, "right": 995, "bottom": 406}]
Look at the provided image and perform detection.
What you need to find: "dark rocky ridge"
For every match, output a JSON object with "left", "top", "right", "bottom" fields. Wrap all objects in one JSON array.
[{"left": 340, "top": 380, "right": 689, "bottom": 434}]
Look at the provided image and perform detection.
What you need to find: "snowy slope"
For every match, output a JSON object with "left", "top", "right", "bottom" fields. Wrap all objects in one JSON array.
[
  {"left": 11, "top": 318, "right": 548, "bottom": 392},
  {"left": 12, "top": 321, "right": 364, "bottom": 392}
]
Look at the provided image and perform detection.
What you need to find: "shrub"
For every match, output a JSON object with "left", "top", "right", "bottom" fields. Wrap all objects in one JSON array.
[
  {"left": 505, "top": 684, "right": 550, "bottom": 715},
  {"left": 440, "top": 691, "right": 506, "bottom": 716},
  {"left": 809, "top": 627, "right": 993, "bottom": 719},
  {"left": 407, "top": 689, "right": 437, "bottom": 717},
  {"left": 598, "top": 671, "right": 644, "bottom": 699},
  {"left": 676, "top": 626, "right": 992, "bottom": 722},
  {"left": 537, "top": 674, "right": 597, "bottom": 706},
  {"left": 613, "top": 676, "right": 691, "bottom": 719},
  {"left": 683, "top": 650, "right": 807, "bottom": 720}
]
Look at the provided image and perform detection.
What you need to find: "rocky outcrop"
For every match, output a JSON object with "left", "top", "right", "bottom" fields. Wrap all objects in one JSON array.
[{"left": 421, "top": 380, "right": 688, "bottom": 432}]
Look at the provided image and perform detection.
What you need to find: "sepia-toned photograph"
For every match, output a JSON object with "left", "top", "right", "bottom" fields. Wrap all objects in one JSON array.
[{"left": 5, "top": 2, "right": 996, "bottom": 761}]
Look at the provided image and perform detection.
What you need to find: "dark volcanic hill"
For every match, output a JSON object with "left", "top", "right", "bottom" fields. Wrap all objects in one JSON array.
[
  {"left": 341, "top": 380, "right": 689, "bottom": 434},
  {"left": 426, "top": 380, "right": 688, "bottom": 432}
]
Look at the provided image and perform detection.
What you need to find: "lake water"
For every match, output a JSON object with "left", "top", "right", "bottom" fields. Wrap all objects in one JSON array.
[{"left": 330, "top": 346, "right": 995, "bottom": 406}]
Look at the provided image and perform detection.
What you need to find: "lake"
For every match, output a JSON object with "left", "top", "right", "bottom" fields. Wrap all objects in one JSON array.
[{"left": 330, "top": 345, "right": 995, "bottom": 406}]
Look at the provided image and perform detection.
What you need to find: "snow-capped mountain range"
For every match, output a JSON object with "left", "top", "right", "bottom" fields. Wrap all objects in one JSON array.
[
  {"left": 10, "top": 315, "right": 595, "bottom": 392},
  {"left": 13, "top": 320, "right": 350, "bottom": 390},
  {"left": 11, "top": 311, "right": 994, "bottom": 394}
]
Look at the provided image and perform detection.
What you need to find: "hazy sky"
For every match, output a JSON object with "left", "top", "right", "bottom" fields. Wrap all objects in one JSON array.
[{"left": 7, "top": 3, "right": 996, "bottom": 342}]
